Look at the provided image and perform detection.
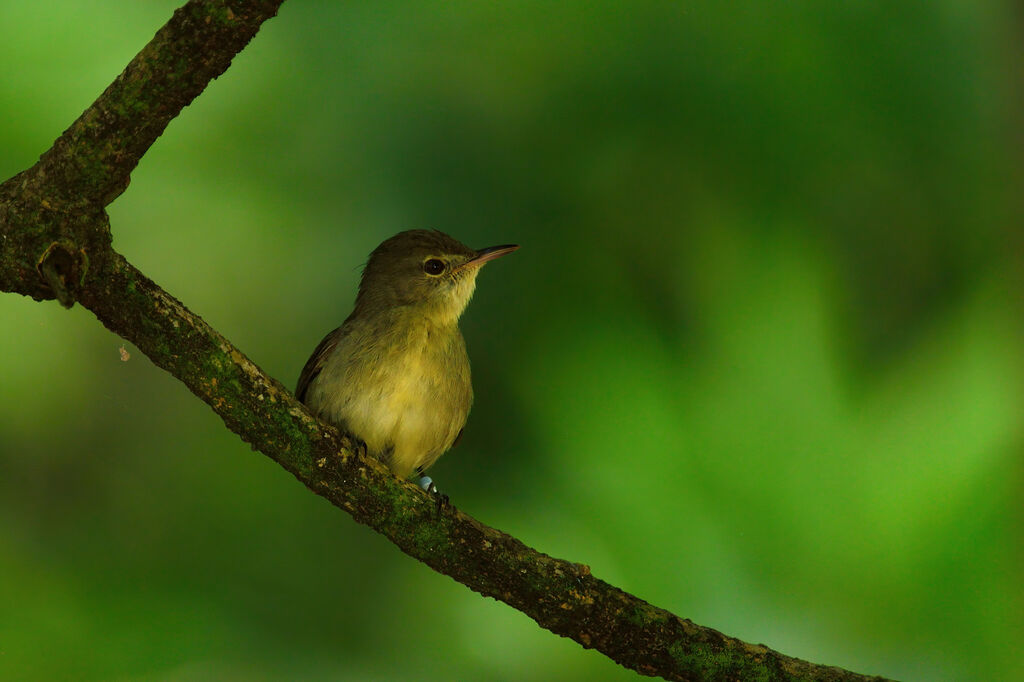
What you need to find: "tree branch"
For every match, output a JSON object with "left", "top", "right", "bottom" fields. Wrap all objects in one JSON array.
[
  {"left": 34, "top": 0, "right": 285, "bottom": 207},
  {"left": 1, "top": 0, "right": 284, "bottom": 304},
  {"left": 0, "top": 2, "right": 892, "bottom": 680}
]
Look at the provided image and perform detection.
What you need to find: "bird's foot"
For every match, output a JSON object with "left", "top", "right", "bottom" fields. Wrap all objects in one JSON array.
[
  {"left": 348, "top": 436, "right": 369, "bottom": 459},
  {"left": 416, "top": 473, "right": 450, "bottom": 510}
]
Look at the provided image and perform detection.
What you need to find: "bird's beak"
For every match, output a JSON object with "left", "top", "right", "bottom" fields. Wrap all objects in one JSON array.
[{"left": 456, "top": 243, "right": 520, "bottom": 272}]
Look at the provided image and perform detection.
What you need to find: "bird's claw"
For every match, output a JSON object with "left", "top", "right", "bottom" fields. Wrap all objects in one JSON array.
[{"left": 417, "top": 475, "right": 450, "bottom": 511}]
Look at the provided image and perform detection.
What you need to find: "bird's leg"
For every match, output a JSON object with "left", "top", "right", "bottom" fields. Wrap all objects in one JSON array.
[
  {"left": 416, "top": 467, "right": 449, "bottom": 509},
  {"left": 415, "top": 466, "right": 434, "bottom": 492}
]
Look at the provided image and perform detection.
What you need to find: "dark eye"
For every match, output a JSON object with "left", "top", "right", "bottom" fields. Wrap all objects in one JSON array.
[{"left": 423, "top": 259, "right": 446, "bottom": 276}]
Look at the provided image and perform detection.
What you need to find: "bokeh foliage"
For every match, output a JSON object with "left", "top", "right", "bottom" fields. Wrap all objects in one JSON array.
[{"left": 1, "top": 2, "right": 1022, "bottom": 680}]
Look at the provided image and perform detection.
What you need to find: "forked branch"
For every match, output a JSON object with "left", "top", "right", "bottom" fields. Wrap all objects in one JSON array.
[{"left": 0, "top": 2, "right": 891, "bottom": 680}]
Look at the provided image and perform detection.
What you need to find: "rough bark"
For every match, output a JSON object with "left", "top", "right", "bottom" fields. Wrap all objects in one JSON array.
[{"left": 0, "top": 2, "right": 894, "bottom": 681}]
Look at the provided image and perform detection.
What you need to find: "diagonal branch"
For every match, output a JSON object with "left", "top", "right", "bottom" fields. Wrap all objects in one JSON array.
[
  {"left": 0, "top": 2, "right": 892, "bottom": 681},
  {"left": 76, "top": 254, "right": 888, "bottom": 682},
  {"left": 32, "top": 0, "right": 286, "bottom": 207},
  {"left": 0, "top": 0, "right": 284, "bottom": 305}
]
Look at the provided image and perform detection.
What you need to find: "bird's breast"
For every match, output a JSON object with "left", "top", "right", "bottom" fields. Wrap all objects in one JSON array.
[{"left": 330, "top": 321, "right": 472, "bottom": 477}]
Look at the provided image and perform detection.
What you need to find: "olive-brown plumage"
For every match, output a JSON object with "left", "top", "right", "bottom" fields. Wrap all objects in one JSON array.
[{"left": 297, "top": 230, "right": 517, "bottom": 479}]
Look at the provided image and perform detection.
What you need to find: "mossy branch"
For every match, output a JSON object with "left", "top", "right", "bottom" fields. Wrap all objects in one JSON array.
[{"left": 0, "top": 2, "right": 893, "bottom": 681}]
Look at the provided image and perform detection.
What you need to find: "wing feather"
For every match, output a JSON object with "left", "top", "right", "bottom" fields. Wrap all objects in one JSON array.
[{"left": 295, "top": 327, "right": 342, "bottom": 403}]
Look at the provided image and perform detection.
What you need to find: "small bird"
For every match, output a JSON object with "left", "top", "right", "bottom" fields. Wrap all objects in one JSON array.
[{"left": 296, "top": 230, "right": 518, "bottom": 491}]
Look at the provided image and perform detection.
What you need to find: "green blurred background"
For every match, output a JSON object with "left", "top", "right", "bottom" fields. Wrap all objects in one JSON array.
[{"left": 2, "top": 2, "right": 1022, "bottom": 680}]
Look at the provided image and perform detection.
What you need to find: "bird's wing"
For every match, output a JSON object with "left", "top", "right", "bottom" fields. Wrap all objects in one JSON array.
[{"left": 295, "top": 327, "right": 343, "bottom": 403}]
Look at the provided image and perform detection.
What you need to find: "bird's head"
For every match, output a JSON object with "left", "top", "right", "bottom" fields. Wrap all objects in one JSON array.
[{"left": 354, "top": 230, "right": 518, "bottom": 324}]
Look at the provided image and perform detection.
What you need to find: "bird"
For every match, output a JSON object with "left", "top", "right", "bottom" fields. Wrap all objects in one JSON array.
[{"left": 296, "top": 229, "right": 518, "bottom": 492}]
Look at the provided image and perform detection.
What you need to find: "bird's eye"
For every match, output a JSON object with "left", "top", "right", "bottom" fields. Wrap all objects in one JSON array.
[{"left": 423, "top": 259, "right": 446, "bottom": 276}]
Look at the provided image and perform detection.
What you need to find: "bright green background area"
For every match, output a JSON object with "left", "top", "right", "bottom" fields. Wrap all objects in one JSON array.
[{"left": 2, "top": 2, "right": 1022, "bottom": 681}]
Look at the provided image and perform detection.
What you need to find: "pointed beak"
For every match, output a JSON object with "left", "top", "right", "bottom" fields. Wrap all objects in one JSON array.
[{"left": 455, "top": 243, "right": 520, "bottom": 272}]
